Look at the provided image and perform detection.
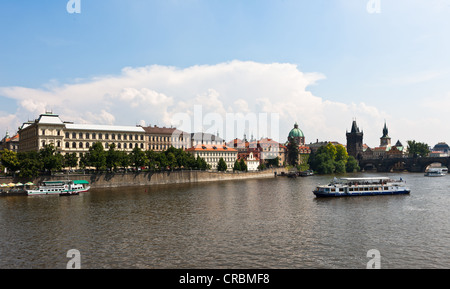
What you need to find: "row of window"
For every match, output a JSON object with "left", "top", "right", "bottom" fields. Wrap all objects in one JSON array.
[
  {"left": 64, "top": 132, "right": 144, "bottom": 141},
  {"left": 64, "top": 142, "right": 145, "bottom": 150}
]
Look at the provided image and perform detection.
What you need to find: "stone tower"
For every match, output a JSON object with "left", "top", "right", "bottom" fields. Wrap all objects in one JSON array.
[
  {"left": 346, "top": 120, "right": 363, "bottom": 160},
  {"left": 380, "top": 121, "right": 391, "bottom": 147}
]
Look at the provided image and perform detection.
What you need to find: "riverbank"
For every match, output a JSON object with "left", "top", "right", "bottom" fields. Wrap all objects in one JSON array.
[{"left": 1, "top": 168, "right": 287, "bottom": 190}]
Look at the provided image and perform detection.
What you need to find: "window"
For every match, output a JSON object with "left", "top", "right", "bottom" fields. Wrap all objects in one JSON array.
[
  {"left": 72, "top": 132, "right": 76, "bottom": 139},
  {"left": 66, "top": 132, "right": 70, "bottom": 138},
  {"left": 112, "top": 134, "right": 115, "bottom": 140},
  {"left": 72, "top": 142, "right": 76, "bottom": 148},
  {"left": 92, "top": 133, "right": 96, "bottom": 139},
  {"left": 79, "top": 133, "right": 83, "bottom": 139},
  {"left": 105, "top": 133, "right": 109, "bottom": 140},
  {"left": 86, "top": 133, "right": 90, "bottom": 139},
  {"left": 65, "top": 142, "right": 70, "bottom": 148},
  {"left": 79, "top": 142, "right": 83, "bottom": 149},
  {"left": 118, "top": 134, "right": 122, "bottom": 140},
  {"left": 86, "top": 142, "right": 90, "bottom": 148},
  {"left": 98, "top": 133, "right": 103, "bottom": 140}
]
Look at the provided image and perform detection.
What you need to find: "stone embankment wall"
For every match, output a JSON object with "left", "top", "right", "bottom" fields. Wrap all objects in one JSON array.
[{"left": 2, "top": 168, "right": 287, "bottom": 189}]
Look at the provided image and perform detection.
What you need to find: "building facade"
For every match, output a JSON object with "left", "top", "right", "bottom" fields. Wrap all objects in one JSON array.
[
  {"left": 0, "top": 131, "right": 19, "bottom": 152},
  {"left": 144, "top": 125, "right": 190, "bottom": 151},
  {"left": 186, "top": 144, "right": 237, "bottom": 171},
  {"left": 19, "top": 113, "right": 146, "bottom": 156}
]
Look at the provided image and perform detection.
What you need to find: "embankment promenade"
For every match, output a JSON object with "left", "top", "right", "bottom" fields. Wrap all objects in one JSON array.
[{"left": 1, "top": 168, "right": 287, "bottom": 190}]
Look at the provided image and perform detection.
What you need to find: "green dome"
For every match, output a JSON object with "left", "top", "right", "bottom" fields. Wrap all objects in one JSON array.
[{"left": 289, "top": 123, "right": 304, "bottom": 138}]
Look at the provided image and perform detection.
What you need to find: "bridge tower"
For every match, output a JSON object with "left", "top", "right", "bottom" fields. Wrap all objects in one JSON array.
[{"left": 346, "top": 120, "right": 364, "bottom": 160}]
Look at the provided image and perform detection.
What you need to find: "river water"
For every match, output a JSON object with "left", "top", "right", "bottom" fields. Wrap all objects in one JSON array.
[{"left": 1, "top": 172, "right": 450, "bottom": 269}]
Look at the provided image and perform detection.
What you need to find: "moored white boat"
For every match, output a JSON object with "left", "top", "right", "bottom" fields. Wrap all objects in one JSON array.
[
  {"left": 27, "top": 180, "right": 90, "bottom": 196},
  {"left": 424, "top": 167, "right": 447, "bottom": 177},
  {"left": 313, "top": 177, "right": 410, "bottom": 198}
]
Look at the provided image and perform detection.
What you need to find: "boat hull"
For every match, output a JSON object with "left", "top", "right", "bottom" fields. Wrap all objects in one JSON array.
[
  {"left": 27, "top": 186, "right": 90, "bottom": 196},
  {"left": 313, "top": 190, "right": 410, "bottom": 198}
]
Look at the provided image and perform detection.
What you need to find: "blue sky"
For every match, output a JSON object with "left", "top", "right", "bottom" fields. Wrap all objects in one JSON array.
[{"left": 1, "top": 0, "right": 450, "bottom": 147}]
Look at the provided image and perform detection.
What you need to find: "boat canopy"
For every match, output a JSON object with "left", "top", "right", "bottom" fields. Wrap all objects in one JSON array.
[
  {"left": 340, "top": 177, "right": 391, "bottom": 181},
  {"left": 73, "top": 180, "right": 89, "bottom": 184}
]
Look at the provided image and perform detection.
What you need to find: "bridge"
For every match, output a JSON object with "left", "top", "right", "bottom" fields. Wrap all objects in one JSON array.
[{"left": 359, "top": 156, "right": 450, "bottom": 172}]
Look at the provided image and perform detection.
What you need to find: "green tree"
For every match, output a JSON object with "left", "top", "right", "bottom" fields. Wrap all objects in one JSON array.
[
  {"left": 18, "top": 151, "right": 43, "bottom": 178},
  {"left": 39, "top": 144, "right": 63, "bottom": 174},
  {"left": 346, "top": 156, "right": 360, "bottom": 173},
  {"left": 106, "top": 143, "right": 121, "bottom": 171},
  {"left": 239, "top": 158, "right": 247, "bottom": 172},
  {"left": 130, "top": 147, "right": 146, "bottom": 170},
  {"left": 196, "top": 156, "right": 209, "bottom": 170},
  {"left": 64, "top": 153, "right": 78, "bottom": 170},
  {"left": 86, "top": 142, "right": 107, "bottom": 171},
  {"left": 233, "top": 159, "right": 241, "bottom": 171},
  {"left": 0, "top": 149, "right": 20, "bottom": 174},
  {"left": 407, "top": 140, "right": 430, "bottom": 157},
  {"left": 286, "top": 138, "right": 299, "bottom": 166},
  {"left": 217, "top": 157, "right": 227, "bottom": 171},
  {"left": 117, "top": 150, "right": 130, "bottom": 169},
  {"left": 335, "top": 144, "right": 349, "bottom": 164}
]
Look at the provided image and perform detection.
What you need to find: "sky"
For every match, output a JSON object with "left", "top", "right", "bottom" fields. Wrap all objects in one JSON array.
[{"left": 1, "top": 0, "right": 450, "bottom": 148}]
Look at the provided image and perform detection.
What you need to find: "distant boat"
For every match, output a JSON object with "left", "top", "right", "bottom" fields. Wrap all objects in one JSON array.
[
  {"left": 313, "top": 177, "right": 410, "bottom": 198},
  {"left": 300, "top": 170, "right": 314, "bottom": 177},
  {"left": 424, "top": 167, "right": 448, "bottom": 177},
  {"left": 27, "top": 180, "right": 90, "bottom": 196}
]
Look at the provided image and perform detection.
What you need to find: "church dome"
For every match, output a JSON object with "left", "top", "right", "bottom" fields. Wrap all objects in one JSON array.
[{"left": 288, "top": 123, "right": 304, "bottom": 138}]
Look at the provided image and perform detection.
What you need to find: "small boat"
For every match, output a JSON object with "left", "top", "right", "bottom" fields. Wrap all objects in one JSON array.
[
  {"left": 313, "top": 177, "right": 410, "bottom": 198},
  {"left": 27, "top": 180, "right": 90, "bottom": 196},
  {"left": 424, "top": 167, "right": 447, "bottom": 177},
  {"left": 300, "top": 170, "right": 314, "bottom": 177}
]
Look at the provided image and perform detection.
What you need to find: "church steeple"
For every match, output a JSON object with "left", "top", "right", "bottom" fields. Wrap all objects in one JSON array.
[
  {"left": 382, "top": 121, "right": 388, "bottom": 138},
  {"left": 380, "top": 121, "right": 391, "bottom": 147}
]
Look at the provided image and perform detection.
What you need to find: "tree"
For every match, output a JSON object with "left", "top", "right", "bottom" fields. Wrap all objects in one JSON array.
[
  {"left": 130, "top": 147, "right": 146, "bottom": 170},
  {"left": 18, "top": 151, "right": 43, "bottom": 178},
  {"left": 309, "top": 143, "right": 350, "bottom": 174},
  {"left": 196, "top": 156, "right": 209, "bottom": 170},
  {"left": 117, "top": 150, "right": 130, "bottom": 170},
  {"left": 233, "top": 159, "right": 241, "bottom": 171},
  {"left": 239, "top": 158, "right": 247, "bottom": 172},
  {"left": 86, "top": 142, "right": 107, "bottom": 171},
  {"left": 39, "top": 144, "right": 63, "bottom": 174},
  {"left": 0, "top": 149, "right": 20, "bottom": 174},
  {"left": 106, "top": 143, "right": 121, "bottom": 171},
  {"left": 217, "top": 158, "right": 227, "bottom": 171},
  {"left": 286, "top": 138, "right": 299, "bottom": 166},
  {"left": 64, "top": 153, "right": 78, "bottom": 169},
  {"left": 407, "top": 140, "right": 430, "bottom": 157},
  {"left": 346, "top": 156, "right": 360, "bottom": 173},
  {"left": 335, "top": 144, "right": 349, "bottom": 164}
]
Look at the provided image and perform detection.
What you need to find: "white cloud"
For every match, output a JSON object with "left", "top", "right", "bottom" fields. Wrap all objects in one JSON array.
[{"left": 0, "top": 60, "right": 395, "bottom": 146}]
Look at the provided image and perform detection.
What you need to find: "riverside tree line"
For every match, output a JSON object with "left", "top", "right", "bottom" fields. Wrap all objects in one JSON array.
[{"left": 0, "top": 142, "right": 211, "bottom": 178}]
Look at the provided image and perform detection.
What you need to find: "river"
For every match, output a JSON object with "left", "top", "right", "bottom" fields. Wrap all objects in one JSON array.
[{"left": 1, "top": 172, "right": 449, "bottom": 269}]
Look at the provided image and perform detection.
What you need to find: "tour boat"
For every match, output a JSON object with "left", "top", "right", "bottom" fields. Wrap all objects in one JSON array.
[
  {"left": 424, "top": 167, "right": 448, "bottom": 177},
  {"left": 313, "top": 177, "right": 410, "bottom": 198},
  {"left": 27, "top": 180, "right": 90, "bottom": 196}
]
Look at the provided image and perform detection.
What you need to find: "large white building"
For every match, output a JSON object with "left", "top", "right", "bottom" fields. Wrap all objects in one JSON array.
[
  {"left": 19, "top": 112, "right": 146, "bottom": 156},
  {"left": 186, "top": 144, "right": 237, "bottom": 171}
]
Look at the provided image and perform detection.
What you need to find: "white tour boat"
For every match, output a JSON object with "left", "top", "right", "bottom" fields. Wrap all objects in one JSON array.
[
  {"left": 424, "top": 167, "right": 448, "bottom": 177},
  {"left": 27, "top": 180, "right": 90, "bottom": 196},
  {"left": 313, "top": 177, "right": 410, "bottom": 198}
]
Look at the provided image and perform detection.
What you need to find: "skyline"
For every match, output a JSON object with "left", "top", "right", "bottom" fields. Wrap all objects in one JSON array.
[{"left": 1, "top": 1, "right": 450, "bottom": 148}]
